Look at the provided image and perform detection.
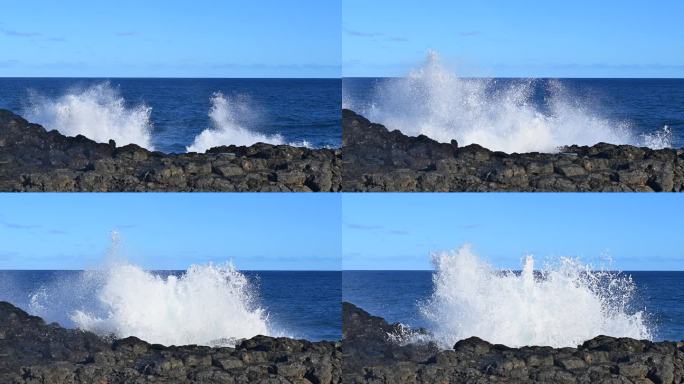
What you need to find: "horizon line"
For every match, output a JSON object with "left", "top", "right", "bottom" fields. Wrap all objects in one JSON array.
[
  {"left": 0, "top": 76, "right": 340, "bottom": 80},
  {"left": 342, "top": 76, "right": 684, "bottom": 80},
  {"left": 2, "top": 76, "right": 683, "bottom": 80},
  {"left": 0, "top": 269, "right": 343, "bottom": 272},
  {"left": 342, "top": 269, "right": 684, "bottom": 272}
]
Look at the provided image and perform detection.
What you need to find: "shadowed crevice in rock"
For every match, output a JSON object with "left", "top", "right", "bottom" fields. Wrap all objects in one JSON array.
[
  {"left": 342, "top": 302, "right": 684, "bottom": 384},
  {"left": 0, "top": 109, "right": 341, "bottom": 192},
  {"left": 342, "top": 109, "right": 684, "bottom": 192},
  {"left": 0, "top": 301, "right": 341, "bottom": 383}
]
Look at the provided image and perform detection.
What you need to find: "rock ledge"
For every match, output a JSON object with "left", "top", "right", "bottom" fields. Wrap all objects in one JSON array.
[
  {"left": 342, "top": 109, "right": 684, "bottom": 191},
  {"left": 0, "top": 301, "right": 341, "bottom": 383},
  {"left": 0, "top": 109, "right": 341, "bottom": 191},
  {"left": 342, "top": 302, "right": 684, "bottom": 384}
]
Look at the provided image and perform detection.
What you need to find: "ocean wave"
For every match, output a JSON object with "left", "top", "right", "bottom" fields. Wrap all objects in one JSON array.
[
  {"left": 186, "top": 92, "right": 288, "bottom": 152},
  {"left": 344, "top": 51, "right": 672, "bottom": 153},
  {"left": 23, "top": 84, "right": 313, "bottom": 153},
  {"left": 420, "top": 244, "right": 651, "bottom": 348},
  {"left": 69, "top": 262, "right": 269, "bottom": 347},
  {"left": 28, "top": 232, "right": 270, "bottom": 347},
  {"left": 25, "top": 82, "right": 155, "bottom": 150}
]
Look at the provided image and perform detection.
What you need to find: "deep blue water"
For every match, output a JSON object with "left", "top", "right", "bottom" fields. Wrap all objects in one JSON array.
[
  {"left": 343, "top": 78, "right": 684, "bottom": 148},
  {"left": 0, "top": 78, "right": 341, "bottom": 153},
  {"left": 343, "top": 271, "right": 684, "bottom": 342},
  {"left": 0, "top": 270, "right": 341, "bottom": 342}
]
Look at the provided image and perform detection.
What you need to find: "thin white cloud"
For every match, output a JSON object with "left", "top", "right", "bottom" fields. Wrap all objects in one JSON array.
[
  {"left": 346, "top": 223, "right": 382, "bottom": 230},
  {"left": 2, "top": 221, "right": 41, "bottom": 229},
  {"left": 343, "top": 27, "right": 382, "bottom": 38},
  {"left": 0, "top": 28, "right": 41, "bottom": 37},
  {"left": 115, "top": 31, "right": 139, "bottom": 37},
  {"left": 344, "top": 27, "right": 407, "bottom": 42}
]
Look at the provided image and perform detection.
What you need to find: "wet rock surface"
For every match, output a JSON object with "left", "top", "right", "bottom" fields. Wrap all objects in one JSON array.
[
  {"left": 0, "top": 301, "right": 341, "bottom": 383},
  {"left": 342, "top": 302, "right": 684, "bottom": 384},
  {"left": 0, "top": 109, "right": 341, "bottom": 191},
  {"left": 342, "top": 109, "right": 684, "bottom": 191}
]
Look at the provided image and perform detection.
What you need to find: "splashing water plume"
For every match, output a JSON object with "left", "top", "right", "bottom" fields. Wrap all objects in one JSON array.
[
  {"left": 29, "top": 232, "right": 270, "bottom": 347},
  {"left": 186, "top": 92, "right": 285, "bottom": 152},
  {"left": 345, "top": 51, "right": 671, "bottom": 153},
  {"left": 70, "top": 262, "right": 269, "bottom": 347},
  {"left": 26, "top": 82, "right": 155, "bottom": 150},
  {"left": 421, "top": 245, "right": 651, "bottom": 348}
]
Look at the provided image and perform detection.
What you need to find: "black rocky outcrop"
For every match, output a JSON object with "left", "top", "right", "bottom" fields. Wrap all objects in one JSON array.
[
  {"left": 0, "top": 301, "right": 341, "bottom": 383},
  {"left": 4, "top": 108, "right": 684, "bottom": 192},
  {"left": 342, "top": 302, "right": 684, "bottom": 384},
  {"left": 0, "top": 109, "right": 340, "bottom": 191},
  {"left": 342, "top": 109, "right": 684, "bottom": 191}
]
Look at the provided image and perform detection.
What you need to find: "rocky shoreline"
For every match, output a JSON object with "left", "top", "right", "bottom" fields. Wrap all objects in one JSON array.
[
  {"left": 3, "top": 108, "right": 684, "bottom": 192},
  {"left": 0, "top": 301, "right": 341, "bottom": 383},
  {"left": 342, "top": 302, "right": 684, "bottom": 384},
  {"left": 0, "top": 109, "right": 341, "bottom": 192},
  {"left": 2, "top": 300, "right": 682, "bottom": 383},
  {"left": 342, "top": 109, "right": 684, "bottom": 191}
]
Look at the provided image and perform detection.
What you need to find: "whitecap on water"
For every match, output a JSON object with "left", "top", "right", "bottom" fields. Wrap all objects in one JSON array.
[
  {"left": 25, "top": 82, "right": 155, "bottom": 150},
  {"left": 70, "top": 262, "right": 269, "bottom": 347},
  {"left": 186, "top": 92, "right": 286, "bottom": 152},
  {"left": 420, "top": 244, "right": 651, "bottom": 348},
  {"left": 28, "top": 232, "right": 271, "bottom": 347},
  {"left": 344, "top": 51, "right": 672, "bottom": 153}
]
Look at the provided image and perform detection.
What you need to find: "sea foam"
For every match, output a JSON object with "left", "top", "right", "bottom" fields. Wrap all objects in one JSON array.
[
  {"left": 23, "top": 84, "right": 308, "bottom": 152},
  {"left": 186, "top": 92, "right": 286, "bottom": 152},
  {"left": 70, "top": 262, "right": 269, "bottom": 347},
  {"left": 344, "top": 51, "right": 672, "bottom": 153},
  {"left": 420, "top": 245, "right": 651, "bottom": 348},
  {"left": 26, "top": 82, "right": 155, "bottom": 150},
  {"left": 28, "top": 233, "right": 270, "bottom": 347}
]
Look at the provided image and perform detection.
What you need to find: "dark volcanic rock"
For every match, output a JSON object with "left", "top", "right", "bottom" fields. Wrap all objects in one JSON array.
[
  {"left": 0, "top": 109, "right": 341, "bottom": 191},
  {"left": 342, "top": 303, "right": 438, "bottom": 368},
  {"left": 342, "top": 109, "right": 684, "bottom": 191},
  {"left": 0, "top": 301, "right": 341, "bottom": 383},
  {"left": 342, "top": 302, "right": 684, "bottom": 384}
]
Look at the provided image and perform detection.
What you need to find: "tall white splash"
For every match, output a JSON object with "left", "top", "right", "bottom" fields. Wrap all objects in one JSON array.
[
  {"left": 71, "top": 262, "right": 269, "bottom": 347},
  {"left": 29, "top": 232, "right": 270, "bottom": 347},
  {"left": 186, "top": 92, "right": 285, "bottom": 152},
  {"left": 346, "top": 51, "right": 671, "bottom": 153},
  {"left": 421, "top": 245, "right": 651, "bottom": 348},
  {"left": 26, "top": 82, "right": 155, "bottom": 150}
]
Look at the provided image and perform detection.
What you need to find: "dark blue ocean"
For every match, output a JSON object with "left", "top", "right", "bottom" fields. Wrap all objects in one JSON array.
[
  {"left": 0, "top": 78, "right": 341, "bottom": 153},
  {"left": 0, "top": 270, "right": 341, "bottom": 342},
  {"left": 343, "top": 271, "right": 684, "bottom": 343},
  {"left": 343, "top": 78, "right": 684, "bottom": 150}
]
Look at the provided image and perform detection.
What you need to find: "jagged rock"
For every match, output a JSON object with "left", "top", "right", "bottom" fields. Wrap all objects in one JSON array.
[
  {"left": 0, "top": 301, "right": 341, "bottom": 383},
  {"left": 342, "top": 109, "right": 684, "bottom": 191},
  {"left": 341, "top": 302, "right": 684, "bottom": 384},
  {"left": 342, "top": 302, "right": 439, "bottom": 377},
  {"left": 0, "top": 109, "right": 341, "bottom": 192},
  {"left": 5, "top": 107, "right": 683, "bottom": 192}
]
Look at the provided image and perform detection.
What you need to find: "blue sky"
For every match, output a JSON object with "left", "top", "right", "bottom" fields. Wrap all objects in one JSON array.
[
  {"left": 5, "top": 1, "right": 681, "bottom": 78},
  {"left": 1, "top": 193, "right": 681, "bottom": 271},
  {"left": 343, "top": 194, "right": 684, "bottom": 271},
  {"left": 343, "top": 0, "right": 684, "bottom": 78},
  {"left": 0, "top": 0, "right": 340, "bottom": 78},
  {"left": 0, "top": 194, "right": 341, "bottom": 270}
]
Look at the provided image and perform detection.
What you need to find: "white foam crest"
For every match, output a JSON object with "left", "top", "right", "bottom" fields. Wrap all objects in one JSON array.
[
  {"left": 26, "top": 232, "right": 271, "bottom": 347},
  {"left": 186, "top": 92, "right": 286, "bottom": 152},
  {"left": 25, "top": 82, "right": 154, "bottom": 149},
  {"left": 348, "top": 51, "right": 671, "bottom": 153},
  {"left": 421, "top": 245, "right": 651, "bottom": 348},
  {"left": 70, "top": 262, "right": 269, "bottom": 347},
  {"left": 641, "top": 125, "right": 673, "bottom": 150}
]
